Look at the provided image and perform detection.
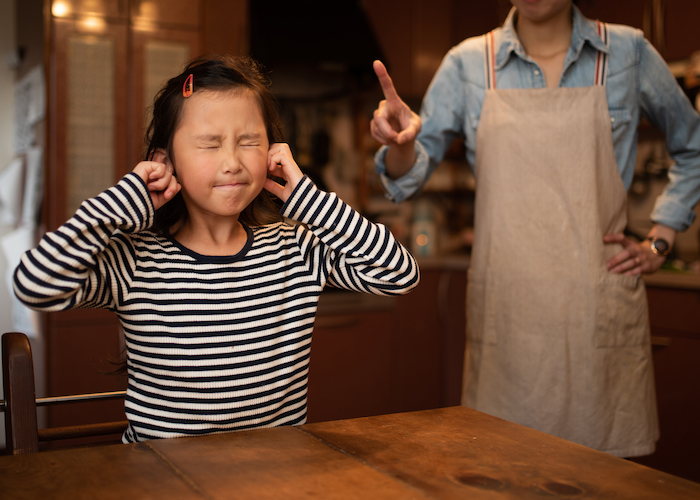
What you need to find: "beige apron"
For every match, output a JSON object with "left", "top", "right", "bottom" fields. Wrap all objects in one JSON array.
[{"left": 463, "top": 27, "right": 659, "bottom": 457}]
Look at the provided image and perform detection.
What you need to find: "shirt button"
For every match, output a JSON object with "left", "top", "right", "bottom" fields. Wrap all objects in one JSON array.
[
  {"left": 534, "top": 69, "right": 540, "bottom": 76},
  {"left": 611, "top": 117, "right": 616, "bottom": 123}
]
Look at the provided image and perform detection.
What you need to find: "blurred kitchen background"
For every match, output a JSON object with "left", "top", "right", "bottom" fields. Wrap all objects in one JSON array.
[{"left": 1, "top": 0, "right": 699, "bottom": 481}]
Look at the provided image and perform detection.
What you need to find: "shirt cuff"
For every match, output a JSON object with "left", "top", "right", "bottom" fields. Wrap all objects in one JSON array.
[
  {"left": 374, "top": 142, "right": 431, "bottom": 203},
  {"left": 650, "top": 198, "right": 697, "bottom": 232}
]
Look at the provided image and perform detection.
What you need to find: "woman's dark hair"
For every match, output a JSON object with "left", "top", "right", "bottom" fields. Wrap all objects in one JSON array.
[{"left": 145, "top": 55, "right": 284, "bottom": 235}]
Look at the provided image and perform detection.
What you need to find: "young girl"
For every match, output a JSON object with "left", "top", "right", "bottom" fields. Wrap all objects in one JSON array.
[{"left": 14, "top": 55, "right": 419, "bottom": 443}]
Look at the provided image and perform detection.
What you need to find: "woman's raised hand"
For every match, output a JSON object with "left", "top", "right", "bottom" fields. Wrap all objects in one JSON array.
[
  {"left": 370, "top": 60, "right": 421, "bottom": 147},
  {"left": 132, "top": 149, "right": 181, "bottom": 210},
  {"left": 265, "top": 143, "right": 305, "bottom": 203}
]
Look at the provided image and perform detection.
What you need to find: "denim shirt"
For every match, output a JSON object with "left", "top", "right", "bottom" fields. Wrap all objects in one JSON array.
[{"left": 376, "top": 6, "right": 700, "bottom": 232}]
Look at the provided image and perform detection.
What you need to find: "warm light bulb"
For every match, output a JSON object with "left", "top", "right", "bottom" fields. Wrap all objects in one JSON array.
[
  {"left": 52, "top": 1, "right": 70, "bottom": 17},
  {"left": 416, "top": 234, "right": 429, "bottom": 247},
  {"left": 79, "top": 16, "right": 107, "bottom": 32}
]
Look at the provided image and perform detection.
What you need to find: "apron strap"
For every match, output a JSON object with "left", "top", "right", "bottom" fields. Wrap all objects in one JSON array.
[
  {"left": 485, "top": 22, "right": 610, "bottom": 89},
  {"left": 484, "top": 31, "right": 496, "bottom": 90},
  {"left": 595, "top": 20, "right": 609, "bottom": 86}
]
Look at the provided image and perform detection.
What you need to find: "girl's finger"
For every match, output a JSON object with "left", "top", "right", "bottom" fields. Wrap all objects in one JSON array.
[{"left": 263, "top": 177, "right": 284, "bottom": 200}]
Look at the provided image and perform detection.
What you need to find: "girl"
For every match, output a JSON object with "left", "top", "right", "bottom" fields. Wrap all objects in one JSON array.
[
  {"left": 370, "top": 0, "right": 700, "bottom": 458},
  {"left": 14, "top": 55, "right": 419, "bottom": 443}
]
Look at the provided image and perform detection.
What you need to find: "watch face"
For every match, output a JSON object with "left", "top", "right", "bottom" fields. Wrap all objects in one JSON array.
[{"left": 652, "top": 238, "right": 669, "bottom": 255}]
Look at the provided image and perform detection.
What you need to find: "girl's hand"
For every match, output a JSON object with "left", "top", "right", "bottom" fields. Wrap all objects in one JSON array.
[
  {"left": 132, "top": 149, "right": 181, "bottom": 210},
  {"left": 604, "top": 233, "right": 666, "bottom": 275},
  {"left": 265, "top": 143, "right": 305, "bottom": 203}
]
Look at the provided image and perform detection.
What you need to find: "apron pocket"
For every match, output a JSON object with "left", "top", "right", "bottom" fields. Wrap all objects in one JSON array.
[
  {"left": 467, "top": 269, "right": 497, "bottom": 345},
  {"left": 594, "top": 273, "right": 649, "bottom": 347}
]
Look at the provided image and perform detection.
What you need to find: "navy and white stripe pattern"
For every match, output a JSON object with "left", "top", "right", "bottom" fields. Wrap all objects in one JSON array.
[{"left": 14, "top": 173, "right": 419, "bottom": 442}]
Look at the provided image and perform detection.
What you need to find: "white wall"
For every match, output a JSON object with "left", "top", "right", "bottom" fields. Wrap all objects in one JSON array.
[{"left": 0, "top": 0, "right": 17, "bottom": 449}]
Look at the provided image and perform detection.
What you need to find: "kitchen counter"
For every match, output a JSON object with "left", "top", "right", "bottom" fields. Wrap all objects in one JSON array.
[
  {"left": 415, "top": 255, "right": 470, "bottom": 270},
  {"left": 643, "top": 269, "right": 700, "bottom": 290},
  {"left": 417, "top": 257, "right": 700, "bottom": 290}
]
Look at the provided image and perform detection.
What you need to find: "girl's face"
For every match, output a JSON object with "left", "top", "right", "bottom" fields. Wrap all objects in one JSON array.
[
  {"left": 509, "top": 0, "right": 572, "bottom": 24},
  {"left": 170, "top": 89, "right": 270, "bottom": 222}
]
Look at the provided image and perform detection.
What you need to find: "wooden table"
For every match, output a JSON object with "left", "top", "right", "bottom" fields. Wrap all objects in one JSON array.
[{"left": 1, "top": 406, "right": 698, "bottom": 499}]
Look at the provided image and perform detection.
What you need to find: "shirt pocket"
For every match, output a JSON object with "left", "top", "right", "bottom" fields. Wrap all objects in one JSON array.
[
  {"left": 608, "top": 107, "right": 632, "bottom": 143},
  {"left": 594, "top": 272, "right": 649, "bottom": 348}
]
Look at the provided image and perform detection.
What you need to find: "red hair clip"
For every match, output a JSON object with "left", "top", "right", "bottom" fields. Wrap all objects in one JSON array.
[{"left": 183, "top": 74, "right": 194, "bottom": 97}]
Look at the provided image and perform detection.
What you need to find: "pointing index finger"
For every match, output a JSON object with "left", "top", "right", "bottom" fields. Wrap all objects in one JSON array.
[{"left": 373, "top": 60, "right": 400, "bottom": 103}]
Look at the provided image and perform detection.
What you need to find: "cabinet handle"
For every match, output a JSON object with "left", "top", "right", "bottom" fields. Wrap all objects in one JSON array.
[
  {"left": 314, "top": 316, "right": 361, "bottom": 329},
  {"left": 650, "top": 335, "right": 671, "bottom": 347}
]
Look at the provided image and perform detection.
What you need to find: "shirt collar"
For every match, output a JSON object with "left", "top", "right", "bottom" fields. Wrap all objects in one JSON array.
[{"left": 494, "top": 4, "right": 609, "bottom": 70}]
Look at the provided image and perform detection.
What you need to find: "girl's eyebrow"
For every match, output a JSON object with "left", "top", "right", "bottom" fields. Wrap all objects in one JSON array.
[
  {"left": 237, "top": 133, "right": 262, "bottom": 141},
  {"left": 194, "top": 134, "right": 222, "bottom": 141},
  {"left": 193, "top": 133, "right": 262, "bottom": 141}
]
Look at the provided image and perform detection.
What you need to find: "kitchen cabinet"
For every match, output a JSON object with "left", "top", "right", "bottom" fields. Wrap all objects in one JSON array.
[
  {"left": 364, "top": 0, "right": 700, "bottom": 100},
  {"left": 306, "top": 267, "right": 466, "bottom": 423},
  {"left": 361, "top": 0, "right": 504, "bottom": 98},
  {"left": 630, "top": 284, "right": 700, "bottom": 483},
  {"left": 578, "top": 0, "right": 700, "bottom": 62},
  {"left": 41, "top": 0, "right": 221, "bottom": 442}
]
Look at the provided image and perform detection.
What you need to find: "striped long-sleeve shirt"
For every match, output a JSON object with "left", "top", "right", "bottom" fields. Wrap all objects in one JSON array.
[{"left": 14, "top": 173, "right": 419, "bottom": 442}]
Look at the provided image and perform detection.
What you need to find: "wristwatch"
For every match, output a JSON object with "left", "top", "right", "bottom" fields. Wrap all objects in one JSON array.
[{"left": 647, "top": 237, "right": 671, "bottom": 257}]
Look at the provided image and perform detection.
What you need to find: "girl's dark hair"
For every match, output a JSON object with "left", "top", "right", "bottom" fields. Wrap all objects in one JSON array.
[{"left": 146, "top": 55, "right": 284, "bottom": 235}]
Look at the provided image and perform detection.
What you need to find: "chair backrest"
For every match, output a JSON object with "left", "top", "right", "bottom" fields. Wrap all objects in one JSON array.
[
  {"left": 2, "top": 332, "right": 128, "bottom": 455},
  {"left": 2, "top": 332, "right": 40, "bottom": 453}
]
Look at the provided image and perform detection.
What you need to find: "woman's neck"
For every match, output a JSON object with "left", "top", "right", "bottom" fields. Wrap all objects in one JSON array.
[
  {"left": 515, "top": 7, "right": 573, "bottom": 88},
  {"left": 516, "top": 7, "right": 573, "bottom": 59}
]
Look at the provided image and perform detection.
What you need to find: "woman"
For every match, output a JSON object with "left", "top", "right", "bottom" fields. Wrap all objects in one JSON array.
[{"left": 371, "top": 0, "right": 700, "bottom": 457}]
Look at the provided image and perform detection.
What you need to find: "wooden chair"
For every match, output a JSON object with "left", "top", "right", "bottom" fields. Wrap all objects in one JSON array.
[{"left": 2, "top": 332, "right": 128, "bottom": 454}]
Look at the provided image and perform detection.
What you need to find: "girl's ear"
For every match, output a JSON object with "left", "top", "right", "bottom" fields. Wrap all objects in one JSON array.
[
  {"left": 149, "top": 147, "right": 167, "bottom": 162},
  {"left": 151, "top": 148, "right": 175, "bottom": 174}
]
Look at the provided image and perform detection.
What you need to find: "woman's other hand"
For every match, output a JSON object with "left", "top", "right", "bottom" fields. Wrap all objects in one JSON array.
[{"left": 604, "top": 233, "right": 667, "bottom": 275}]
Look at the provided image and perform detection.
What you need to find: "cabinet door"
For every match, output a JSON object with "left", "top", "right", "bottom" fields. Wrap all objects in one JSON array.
[
  {"left": 631, "top": 286, "right": 700, "bottom": 483},
  {"left": 578, "top": 0, "right": 650, "bottom": 34},
  {"left": 48, "top": 18, "right": 129, "bottom": 230},
  {"left": 50, "top": 0, "right": 128, "bottom": 20},
  {"left": 131, "top": 0, "right": 202, "bottom": 29},
  {"left": 46, "top": 310, "right": 126, "bottom": 447},
  {"left": 363, "top": 0, "right": 502, "bottom": 98},
  {"left": 306, "top": 309, "right": 395, "bottom": 423},
  {"left": 662, "top": 0, "right": 700, "bottom": 62},
  {"left": 129, "top": 28, "right": 201, "bottom": 165}
]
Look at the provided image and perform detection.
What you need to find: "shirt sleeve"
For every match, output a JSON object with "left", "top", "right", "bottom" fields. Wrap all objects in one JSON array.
[
  {"left": 13, "top": 173, "right": 154, "bottom": 311},
  {"left": 639, "top": 35, "right": 700, "bottom": 231},
  {"left": 375, "top": 48, "right": 468, "bottom": 203},
  {"left": 281, "top": 176, "right": 420, "bottom": 295}
]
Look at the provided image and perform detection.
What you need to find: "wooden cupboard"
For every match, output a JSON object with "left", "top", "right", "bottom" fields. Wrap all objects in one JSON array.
[
  {"left": 42, "top": 0, "right": 208, "bottom": 443},
  {"left": 630, "top": 284, "right": 700, "bottom": 483},
  {"left": 306, "top": 267, "right": 466, "bottom": 423},
  {"left": 364, "top": 0, "right": 700, "bottom": 100},
  {"left": 361, "top": 0, "right": 507, "bottom": 98},
  {"left": 579, "top": 0, "right": 700, "bottom": 63}
]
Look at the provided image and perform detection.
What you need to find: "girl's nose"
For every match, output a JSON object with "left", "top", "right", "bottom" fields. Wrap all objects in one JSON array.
[{"left": 221, "top": 150, "right": 241, "bottom": 173}]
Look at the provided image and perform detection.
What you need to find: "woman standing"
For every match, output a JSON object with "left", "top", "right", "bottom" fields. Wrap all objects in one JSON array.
[{"left": 371, "top": 0, "right": 700, "bottom": 457}]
